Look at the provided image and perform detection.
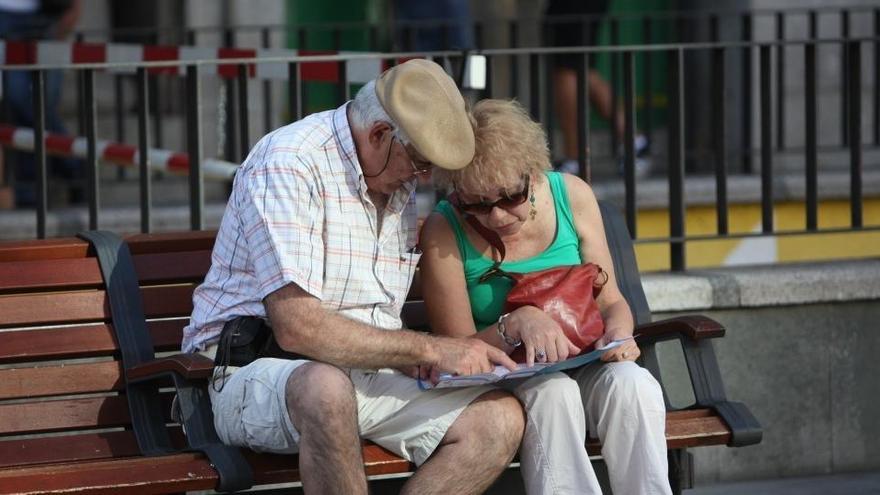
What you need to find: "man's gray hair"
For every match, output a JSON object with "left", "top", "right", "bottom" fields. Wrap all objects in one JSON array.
[{"left": 349, "top": 80, "right": 410, "bottom": 144}]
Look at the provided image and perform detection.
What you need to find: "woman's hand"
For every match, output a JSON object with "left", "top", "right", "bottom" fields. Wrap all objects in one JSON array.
[
  {"left": 595, "top": 333, "right": 640, "bottom": 362},
  {"left": 507, "top": 306, "right": 580, "bottom": 366}
]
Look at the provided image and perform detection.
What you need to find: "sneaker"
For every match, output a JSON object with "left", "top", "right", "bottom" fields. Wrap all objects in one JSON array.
[{"left": 619, "top": 134, "right": 652, "bottom": 179}]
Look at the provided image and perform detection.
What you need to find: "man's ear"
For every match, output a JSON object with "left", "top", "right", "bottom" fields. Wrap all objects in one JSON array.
[{"left": 368, "top": 121, "right": 393, "bottom": 149}]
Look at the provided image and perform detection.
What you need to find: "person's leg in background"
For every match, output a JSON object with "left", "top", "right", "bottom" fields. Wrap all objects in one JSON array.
[
  {"left": 546, "top": 0, "right": 651, "bottom": 178},
  {"left": 393, "top": 0, "right": 473, "bottom": 51}
]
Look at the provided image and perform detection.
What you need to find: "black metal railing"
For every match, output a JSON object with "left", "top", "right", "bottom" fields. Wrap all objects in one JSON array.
[{"left": 1, "top": 35, "right": 877, "bottom": 270}]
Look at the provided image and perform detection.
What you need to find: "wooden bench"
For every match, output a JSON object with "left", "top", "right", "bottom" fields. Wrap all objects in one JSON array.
[{"left": 0, "top": 202, "right": 761, "bottom": 494}]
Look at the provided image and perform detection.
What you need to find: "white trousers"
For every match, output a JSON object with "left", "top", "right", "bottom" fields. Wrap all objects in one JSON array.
[{"left": 508, "top": 361, "right": 672, "bottom": 495}]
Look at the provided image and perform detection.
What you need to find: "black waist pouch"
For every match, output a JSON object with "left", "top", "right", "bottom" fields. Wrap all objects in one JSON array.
[{"left": 215, "top": 316, "right": 305, "bottom": 368}]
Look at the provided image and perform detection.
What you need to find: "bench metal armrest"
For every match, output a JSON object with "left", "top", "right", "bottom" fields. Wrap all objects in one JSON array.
[
  {"left": 636, "top": 315, "right": 763, "bottom": 447},
  {"left": 127, "top": 353, "right": 215, "bottom": 381},
  {"left": 127, "top": 354, "right": 253, "bottom": 492}
]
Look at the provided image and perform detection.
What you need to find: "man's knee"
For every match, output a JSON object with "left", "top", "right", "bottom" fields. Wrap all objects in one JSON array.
[
  {"left": 286, "top": 362, "right": 356, "bottom": 431},
  {"left": 467, "top": 390, "right": 525, "bottom": 460}
]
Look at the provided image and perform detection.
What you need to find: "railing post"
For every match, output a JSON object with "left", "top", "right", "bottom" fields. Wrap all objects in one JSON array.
[
  {"left": 32, "top": 69, "right": 47, "bottom": 239},
  {"left": 712, "top": 46, "right": 728, "bottom": 235},
  {"left": 760, "top": 45, "right": 773, "bottom": 234},
  {"left": 237, "top": 63, "right": 250, "bottom": 162},
  {"left": 805, "top": 42, "right": 818, "bottom": 231},
  {"left": 623, "top": 50, "right": 637, "bottom": 238},
  {"left": 741, "top": 13, "right": 753, "bottom": 174},
  {"left": 529, "top": 53, "right": 541, "bottom": 124},
  {"left": 576, "top": 52, "right": 591, "bottom": 184},
  {"left": 775, "top": 12, "right": 785, "bottom": 150},
  {"left": 609, "top": 19, "right": 620, "bottom": 157},
  {"left": 509, "top": 20, "right": 519, "bottom": 98},
  {"left": 643, "top": 16, "right": 654, "bottom": 148},
  {"left": 114, "top": 74, "right": 126, "bottom": 181},
  {"left": 136, "top": 67, "right": 152, "bottom": 234},
  {"left": 288, "top": 61, "right": 302, "bottom": 122},
  {"left": 874, "top": 8, "right": 879, "bottom": 146},
  {"left": 333, "top": 28, "right": 348, "bottom": 105},
  {"left": 84, "top": 69, "right": 99, "bottom": 230},
  {"left": 668, "top": 49, "right": 686, "bottom": 271},
  {"left": 261, "top": 27, "right": 273, "bottom": 134},
  {"left": 848, "top": 40, "right": 863, "bottom": 228},
  {"left": 186, "top": 65, "right": 204, "bottom": 231},
  {"left": 840, "top": 10, "right": 850, "bottom": 147}
]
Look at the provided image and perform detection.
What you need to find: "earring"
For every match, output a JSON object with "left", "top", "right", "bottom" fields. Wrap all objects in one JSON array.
[{"left": 529, "top": 191, "right": 537, "bottom": 220}]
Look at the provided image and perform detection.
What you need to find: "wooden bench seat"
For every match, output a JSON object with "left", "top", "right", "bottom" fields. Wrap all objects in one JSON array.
[{"left": 0, "top": 202, "right": 761, "bottom": 494}]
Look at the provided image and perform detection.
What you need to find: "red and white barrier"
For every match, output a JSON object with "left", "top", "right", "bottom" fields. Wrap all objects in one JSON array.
[
  {"left": 0, "top": 40, "right": 382, "bottom": 84},
  {"left": 0, "top": 124, "right": 239, "bottom": 181},
  {"left": 0, "top": 40, "right": 486, "bottom": 88}
]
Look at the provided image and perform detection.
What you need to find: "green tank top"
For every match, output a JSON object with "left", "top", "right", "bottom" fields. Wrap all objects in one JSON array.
[{"left": 435, "top": 171, "right": 582, "bottom": 329}]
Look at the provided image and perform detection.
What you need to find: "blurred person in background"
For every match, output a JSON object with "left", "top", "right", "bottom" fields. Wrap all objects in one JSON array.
[
  {"left": 0, "top": 0, "right": 82, "bottom": 207},
  {"left": 545, "top": 0, "right": 651, "bottom": 178}
]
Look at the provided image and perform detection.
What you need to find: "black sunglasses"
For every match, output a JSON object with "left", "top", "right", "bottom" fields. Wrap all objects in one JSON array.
[{"left": 453, "top": 175, "right": 531, "bottom": 215}]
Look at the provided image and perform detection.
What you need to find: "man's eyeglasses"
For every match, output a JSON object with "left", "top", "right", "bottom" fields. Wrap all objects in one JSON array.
[
  {"left": 404, "top": 143, "right": 433, "bottom": 176},
  {"left": 453, "top": 175, "right": 531, "bottom": 215}
]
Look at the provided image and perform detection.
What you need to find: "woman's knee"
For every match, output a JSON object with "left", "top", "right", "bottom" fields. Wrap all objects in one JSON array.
[
  {"left": 516, "top": 373, "right": 582, "bottom": 412},
  {"left": 602, "top": 362, "right": 665, "bottom": 409}
]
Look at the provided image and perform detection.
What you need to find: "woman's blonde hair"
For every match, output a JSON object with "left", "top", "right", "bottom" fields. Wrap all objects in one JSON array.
[{"left": 433, "top": 99, "right": 551, "bottom": 194}]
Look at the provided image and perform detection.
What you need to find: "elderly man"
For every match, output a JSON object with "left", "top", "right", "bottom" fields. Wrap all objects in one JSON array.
[{"left": 182, "top": 59, "right": 524, "bottom": 494}]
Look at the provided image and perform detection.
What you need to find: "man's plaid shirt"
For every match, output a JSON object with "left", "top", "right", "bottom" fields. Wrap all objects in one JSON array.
[{"left": 182, "top": 103, "right": 420, "bottom": 353}]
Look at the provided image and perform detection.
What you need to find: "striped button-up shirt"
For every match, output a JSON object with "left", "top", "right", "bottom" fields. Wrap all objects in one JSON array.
[{"left": 182, "top": 103, "right": 420, "bottom": 353}]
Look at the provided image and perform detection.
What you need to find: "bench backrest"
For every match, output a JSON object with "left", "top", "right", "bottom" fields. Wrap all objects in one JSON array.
[
  {"left": 0, "top": 232, "right": 214, "bottom": 470},
  {"left": 0, "top": 202, "right": 650, "bottom": 469}
]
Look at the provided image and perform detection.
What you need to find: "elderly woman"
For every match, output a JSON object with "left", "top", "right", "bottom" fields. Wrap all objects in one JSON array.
[{"left": 419, "top": 99, "right": 671, "bottom": 495}]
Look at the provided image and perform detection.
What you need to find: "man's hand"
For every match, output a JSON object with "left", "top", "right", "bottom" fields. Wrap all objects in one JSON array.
[
  {"left": 429, "top": 336, "right": 518, "bottom": 383},
  {"left": 507, "top": 306, "right": 580, "bottom": 366}
]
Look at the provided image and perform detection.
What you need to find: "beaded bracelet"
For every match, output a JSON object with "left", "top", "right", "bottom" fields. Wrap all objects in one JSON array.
[{"left": 496, "top": 312, "right": 522, "bottom": 348}]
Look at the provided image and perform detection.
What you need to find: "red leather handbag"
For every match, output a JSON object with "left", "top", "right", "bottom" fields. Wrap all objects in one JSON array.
[{"left": 463, "top": 215, "right": 608, "bottom": 358}]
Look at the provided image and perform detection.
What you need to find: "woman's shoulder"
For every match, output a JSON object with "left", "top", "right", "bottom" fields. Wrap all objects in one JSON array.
[
  {"left": 554, "top": 171, "right": 598, "bottom": 208},
  {"left": 420, "top": 208, "right": 458, "bottom": 249}
]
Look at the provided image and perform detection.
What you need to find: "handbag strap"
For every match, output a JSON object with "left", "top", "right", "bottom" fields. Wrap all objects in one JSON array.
[{"left": 448, "top": 194, "right": 516, "bottom": 282}]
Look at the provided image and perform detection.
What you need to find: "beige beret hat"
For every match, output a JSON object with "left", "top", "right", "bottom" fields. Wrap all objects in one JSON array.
[{"left": 375, "top": 59, "right": 474, "bottom": 170}]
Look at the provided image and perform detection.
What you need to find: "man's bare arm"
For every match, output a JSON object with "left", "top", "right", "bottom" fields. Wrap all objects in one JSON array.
[{"left": 265, "top": 283, "right": 517, "bottom": 375}]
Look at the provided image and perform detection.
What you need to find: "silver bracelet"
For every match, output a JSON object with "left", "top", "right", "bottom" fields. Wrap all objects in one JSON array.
[{"left": 496, "top": 312, "right": 522, "bottom": 348}]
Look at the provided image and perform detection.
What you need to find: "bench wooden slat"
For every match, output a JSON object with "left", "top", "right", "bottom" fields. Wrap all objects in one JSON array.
[
  {"left": 0, "top": 452, "right": 219, "bottom": 495},
  {"left": 0, "top": 290, "right": 107, "bottom": 328},
  {"left": 0, "top": 394, "right": 174, "bottom": 436},
  {"left": 0, "top": 396, "right": 132, "bottom": 436},
  {"left": 0, "top": 442, "right": 413, "bottom": 495},
  {"left": 665, "top": 414, "right": 732, "bottom": 449},
  {"left": 0, "top": 360, "right": 124, "bottom": 400},
  {"left": 0, "top": 320, "right": 184, "bottom": 365},
  {"left": 0, "top": 258, "right": 102, "bottom": 293},
  {"left": 0, "top": 285, "right": 195, "bottom": 328},
  {"left": 0, "top": 429, "right": 188, "bottom": 470},
  {"left": 0, "top": 251, "right": 212, "bottom": 294},
  {"left": 0, "top": 238, "right": 90, "bottom": 262},
  {"left": 0, "top": 232, "right": 216, "bottom": 263}
]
